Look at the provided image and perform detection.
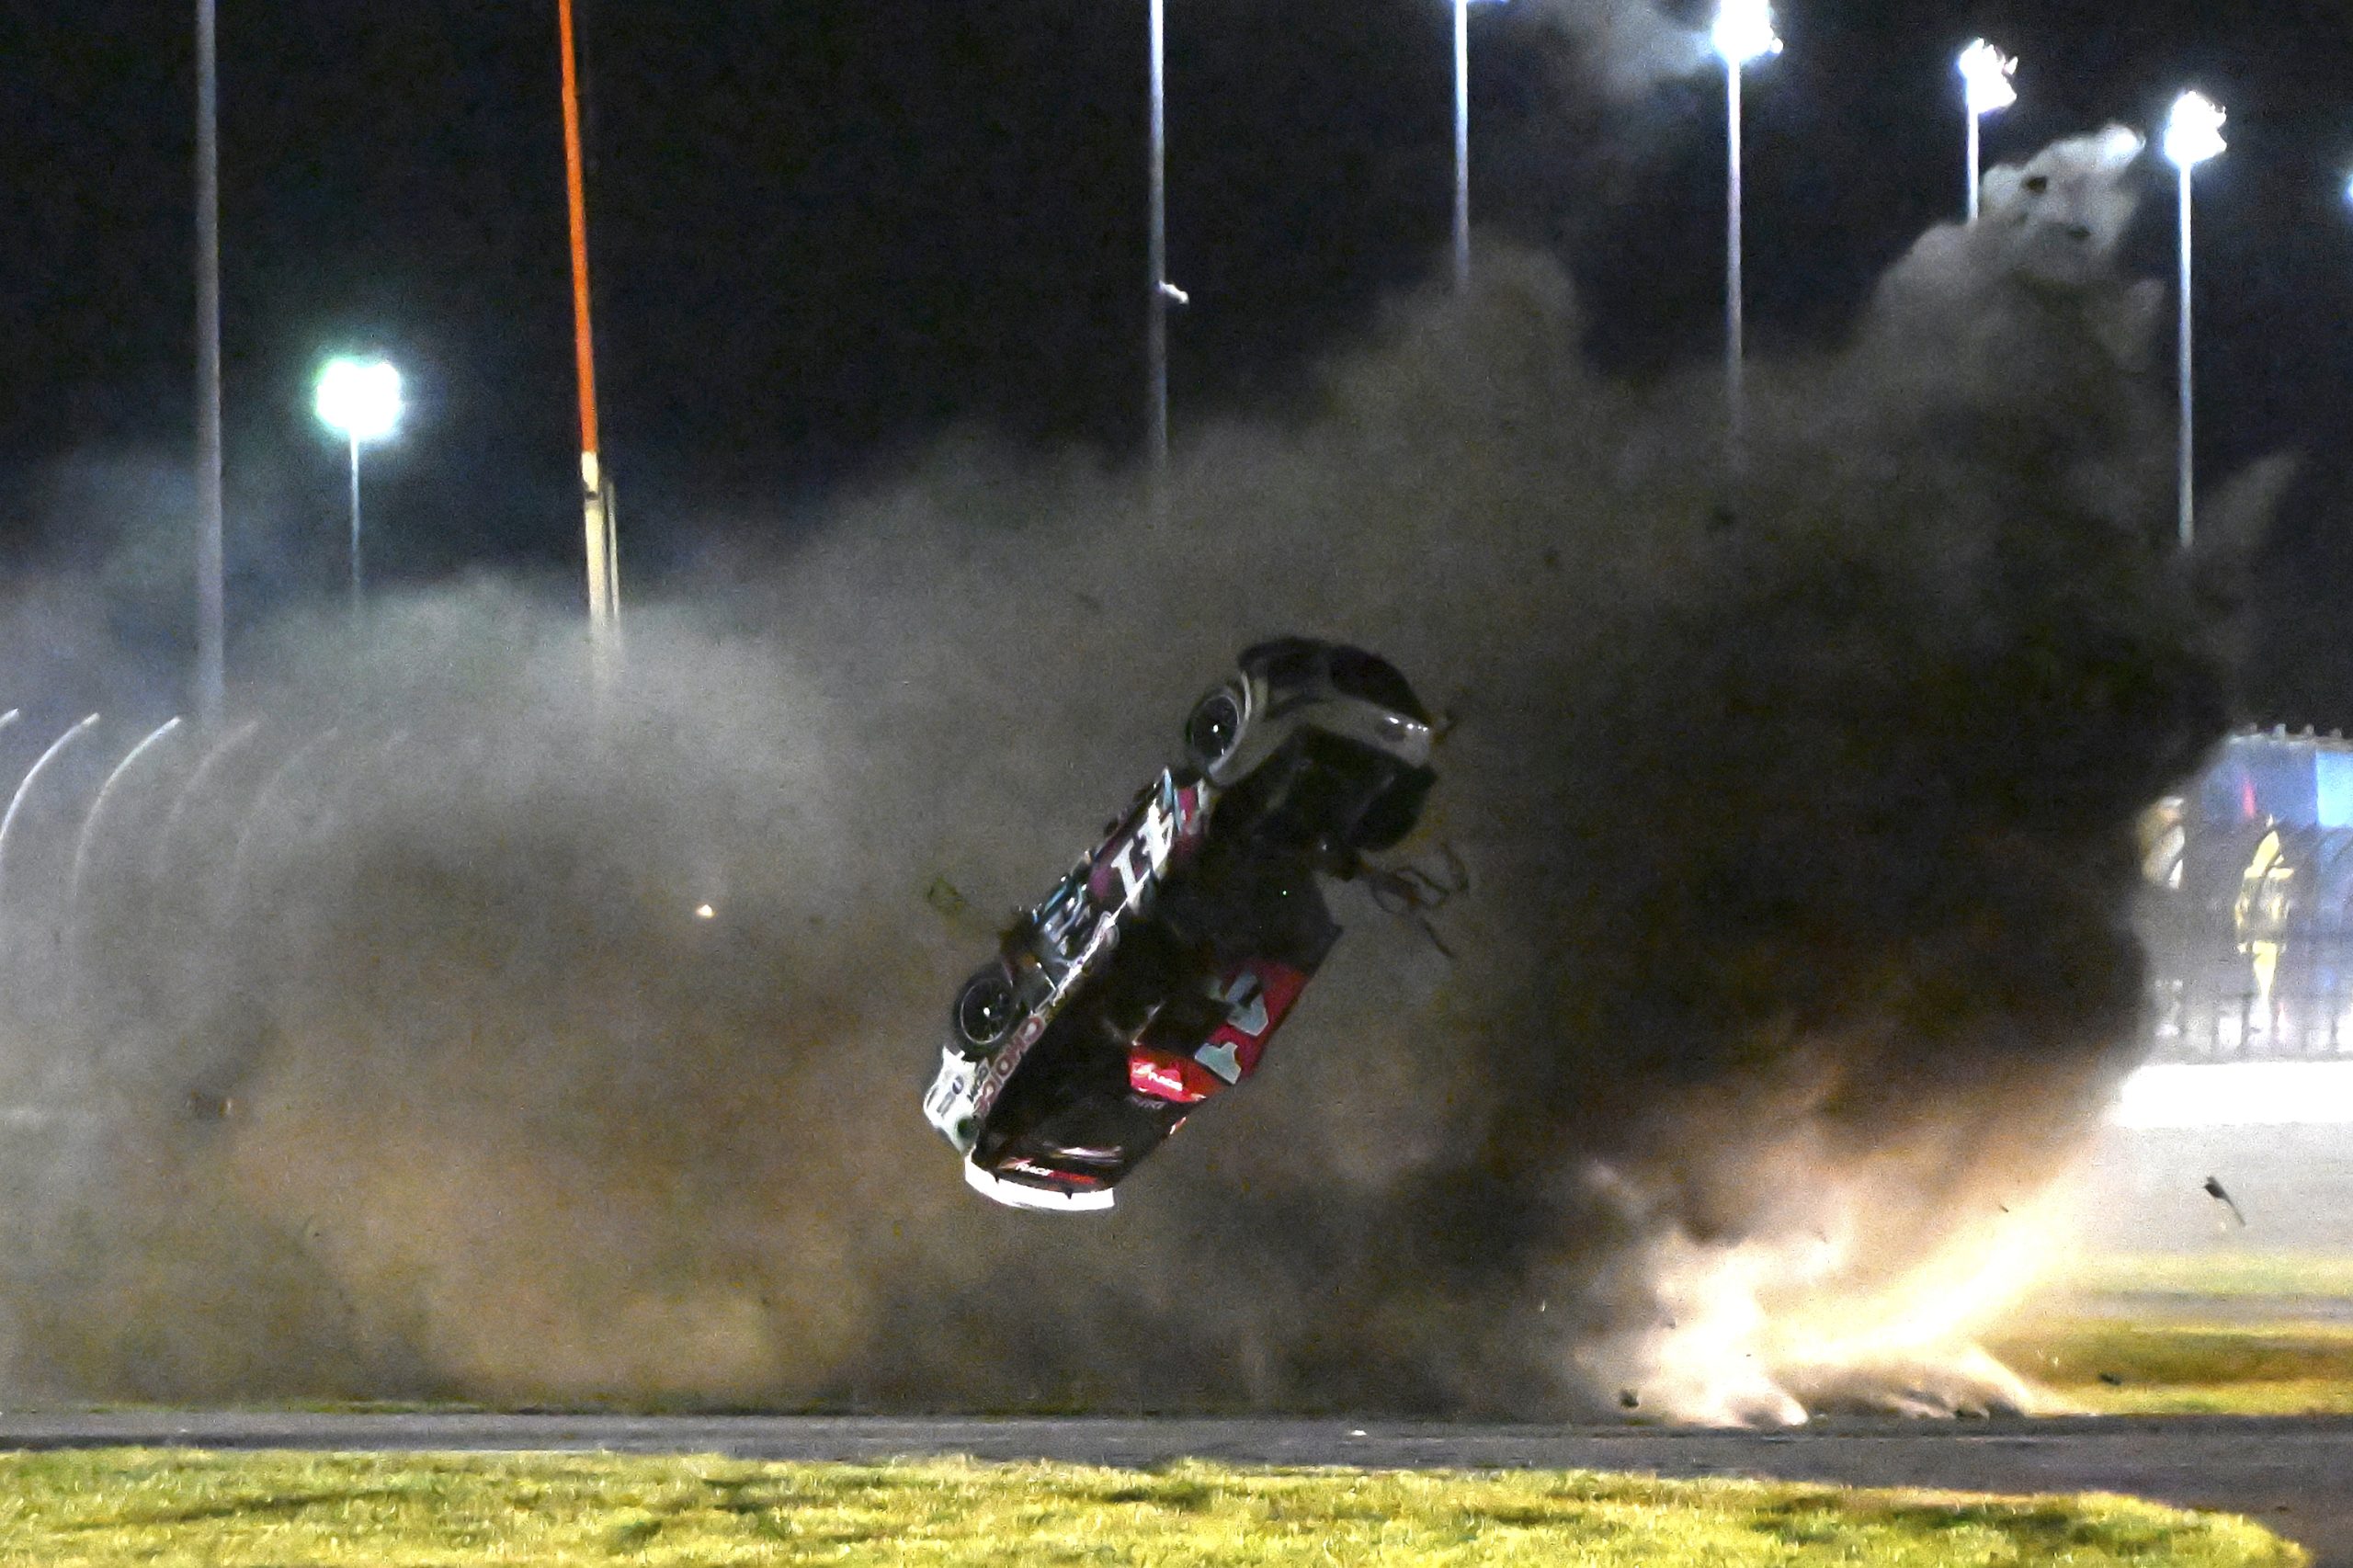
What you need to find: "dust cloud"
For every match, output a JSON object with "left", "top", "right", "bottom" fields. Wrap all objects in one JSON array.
[
  {"left": 1504, "top": 0, "right": 1714, "bottom": 104},
  {"left": 0, "top": 129, "right": 2286, "bottom": 1419}
]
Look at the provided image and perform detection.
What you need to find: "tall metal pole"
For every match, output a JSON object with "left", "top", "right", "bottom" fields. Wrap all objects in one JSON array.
[
  {"left": 1957, "top": 41, "right": 2018, "bottom": 226},
  {"left": 1147, "top": 0, "right": 1169, "bottom": 486},
  {"left": 194, "top": 0, "right": 225, "bottom": 725},
  {"left": 1965, "top": 109, "right": 1980, "bottom": 224},
  {"left": 2177, "top": 163, "right": 2196, "bottom": 549},
  {"left": 347, "top": 433, "right": 363, "bottom": 609},
  {"left": 559, "top": 0, "right": 617, "bottom": 642},
  {"left": 1725, "top": 60, "right": 1745, "bottom": 475},
  {"left": 1452, "top": 0, "right": 1470, "bottom": 290}
]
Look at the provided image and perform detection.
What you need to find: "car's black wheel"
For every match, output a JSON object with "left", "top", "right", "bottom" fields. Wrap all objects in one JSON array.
[
  {"left": 951, "top": 969, "right": 1021, "bottom": 1059},
  {"left": 1184, "top": 685, "right": 1246, "bottom": 775}
]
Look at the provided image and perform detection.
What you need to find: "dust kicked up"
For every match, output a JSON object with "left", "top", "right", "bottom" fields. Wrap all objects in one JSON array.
[{"left": 0, "top": 129, "right": 2287, "bottom": 1420}]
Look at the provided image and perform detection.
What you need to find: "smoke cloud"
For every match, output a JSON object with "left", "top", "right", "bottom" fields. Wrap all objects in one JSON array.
[
  {"left": 0, "top": 130, "right": 2285, "bottom": 1419},
  {"left": 1506, "top": 0, "right": 1713, "bottom": 103}
]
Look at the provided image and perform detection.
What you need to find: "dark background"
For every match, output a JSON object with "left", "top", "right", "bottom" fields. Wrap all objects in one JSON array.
[{"left": 0, "top": 1, "right": 2348, "bottom": 715}]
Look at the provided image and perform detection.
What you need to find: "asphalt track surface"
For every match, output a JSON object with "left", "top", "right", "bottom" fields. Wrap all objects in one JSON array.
[{"left": 0, "top": 1413, "right": 2345, "bottom": 1564}]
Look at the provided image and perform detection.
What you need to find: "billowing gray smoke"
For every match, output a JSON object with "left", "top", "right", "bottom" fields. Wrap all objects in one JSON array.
[
  {"left": 0, "top": 131, "right": 2285, "bottom": 1415},
  {"left": 1505, "top": 0, "right": 1711, "bottom": 103}
]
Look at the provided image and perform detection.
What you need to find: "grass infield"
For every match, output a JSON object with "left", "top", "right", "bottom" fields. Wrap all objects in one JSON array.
[
  {"left": 1992, "top": 1319, "right": 2353, "bottom": 1415},
  {"left": 0, "top": 1449, "right": 2302, "bottom": 1566},
  {"left": 2001, "top": 1251, "right": 2353, "bottom": 1415},
  {"left": 2052, "top": 1254, "right": 2353, "bottom": 1301}
]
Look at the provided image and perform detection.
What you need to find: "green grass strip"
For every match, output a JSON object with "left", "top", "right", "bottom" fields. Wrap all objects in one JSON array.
[
  {"left": 1995, "top": 1316, "right": 2353, "bottom": 1417},
  {"left": 2053, "top": 1254, "right": 2353, "bottom": 1301},
  {"left": 0, "top": 1449, "right": 2302, "bottom": 1566}
]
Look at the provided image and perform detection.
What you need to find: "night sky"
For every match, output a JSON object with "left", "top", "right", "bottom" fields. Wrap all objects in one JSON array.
[{"left": 2, "top": 2, "right": 2350, "bottom": 713}]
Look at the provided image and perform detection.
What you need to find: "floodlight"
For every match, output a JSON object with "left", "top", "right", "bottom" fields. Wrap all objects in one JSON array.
[
  {"left": 1711, "top": 0, "right": 1780, "bottom": 67},
  {"left": 1958, "top": 39, "right": 2017, "bottom": 119},
  {"left": 2164, "top": 90, "right": 2227, "bottom": 170},
  {"left": 313, "top": 357, "right": 404, "bottom": 443}
]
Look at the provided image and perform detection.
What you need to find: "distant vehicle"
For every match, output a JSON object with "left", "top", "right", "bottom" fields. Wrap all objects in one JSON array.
[{"left": 923, "top": 639, "right": 1441, "bottom": 1212}]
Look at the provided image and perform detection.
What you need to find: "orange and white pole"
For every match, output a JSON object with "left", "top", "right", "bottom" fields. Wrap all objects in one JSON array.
[{"left": 559, "top": 0, "right": 619, "bottom": 642}]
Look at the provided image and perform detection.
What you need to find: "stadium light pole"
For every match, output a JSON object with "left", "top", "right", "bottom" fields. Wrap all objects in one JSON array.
[
  {"left": 313, "top": 357, "right": 404, "bottom": 610},
  {"left": 1453, "top": 0, "right": 1470, "bottom": 290},
  {"left": 558, "top": 0, "right": 620, "bottom": 645},
  {"left": 1149, "top": 0, "right": 1167, "bottom": 483},
  {"left": 2165, "top": 89, "right": 2226, "bottom": 550},
  {"left": 1145, "top": 0, "right": 1193, "bottom": 495},
  {"left": 194, "top": 0, "right": 224, "bottom": 724},
  {"left": 1712, "top": 0, "right": 1780, "bottom": 477},
  {"left": 1449, "top": 0, "right": 1507, "bottom": 291},
  {"left": 1958, "top": 40, "right": 2017, "bottom": 223}
]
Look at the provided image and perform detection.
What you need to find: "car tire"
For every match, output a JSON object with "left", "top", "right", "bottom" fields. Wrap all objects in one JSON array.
[
  {"left": 950, "top": 969, "right": 1020, "bottom": 1060},
  {"left": 1184, "top": 684, "right": 1247, "bottom": 776}
]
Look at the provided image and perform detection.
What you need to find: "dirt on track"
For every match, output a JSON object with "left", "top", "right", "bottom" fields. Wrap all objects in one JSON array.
[{"left": 0, "top": 1412, "right": 2339, "bottom": 1564}]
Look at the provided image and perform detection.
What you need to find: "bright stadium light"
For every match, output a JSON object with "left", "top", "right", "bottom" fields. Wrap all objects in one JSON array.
[
  {"left": 2164, "top": 91, "right": 2226, "bottom": 550},
  {"left": 1714, "top": 0, "right": 1780, "bottom": 482},
  {"left": 1711, "top": 0, "right": 1781, "bottom": 66},
  {"left": 314, "top": 356, "right": 403, "bottom": 443},
  {"left": 2164, "top": 88, "right": 2228, "bottom": 170},
  {"left": 1958, "top": 38, "right": 2017, "bottom": 117},
  {"left": 1958, "top": 40, "right": 2018, "bottom": 223},
  {"left": 313, "top": 356, "right": 404, "bottom": 608}
]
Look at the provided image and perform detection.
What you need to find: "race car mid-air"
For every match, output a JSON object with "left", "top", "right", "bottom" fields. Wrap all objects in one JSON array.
[{"left": 922, "top": 638, "right": 1441, "bottom": 1212}]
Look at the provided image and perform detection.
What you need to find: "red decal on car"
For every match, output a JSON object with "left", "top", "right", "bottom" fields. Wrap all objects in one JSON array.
[
  {"left": 1128, "top": 1046, "right": 1226, "bottom": 1104},
  {"left": 1198, "top": 961, "right": 1311, "bottom": 1081}
]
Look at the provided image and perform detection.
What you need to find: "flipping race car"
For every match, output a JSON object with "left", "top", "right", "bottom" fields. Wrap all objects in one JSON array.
[{"left": 922, "top": 639, "right": 1440, "bottom": 1212}]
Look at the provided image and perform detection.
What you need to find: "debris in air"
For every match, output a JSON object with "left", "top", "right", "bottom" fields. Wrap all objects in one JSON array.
[
  {"left": 2202, "top": 1176, "right": 2247, "bottom": 1228},
  {"left": 921, "top": 640, "right": 1442, "bottom": 1213}
]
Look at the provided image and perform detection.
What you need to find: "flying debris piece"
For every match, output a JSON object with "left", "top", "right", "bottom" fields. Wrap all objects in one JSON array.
[
  {"left": 2202, "top": 1175, "right": 2247, "bottom": 1228},
  {"left": 1364, "top": 844, "right": 1472, "bottom": 957},
  {"left": 923, "top": 640, "right": 1440, "bottom": 1212},
  {"left": 924, "top": 877, "right": 971, "bottom": 921}
]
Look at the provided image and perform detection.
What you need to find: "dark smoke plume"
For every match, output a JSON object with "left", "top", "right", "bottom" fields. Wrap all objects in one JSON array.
[{"left": 0, "top": 130, "right": 2284, "bottom": 1418}]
